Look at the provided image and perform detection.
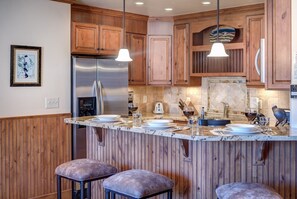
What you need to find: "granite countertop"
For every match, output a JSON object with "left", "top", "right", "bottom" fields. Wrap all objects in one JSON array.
[{"left": 64, "top": 116, "right": 297, "bottom": 141}]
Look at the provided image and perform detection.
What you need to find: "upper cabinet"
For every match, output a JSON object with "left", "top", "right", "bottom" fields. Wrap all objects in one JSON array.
[
  {"left": 99, "top": 25, "right": 123, "bottom": 55},
  {"left": 173, "top": 24, "right": 190, "bottom": 85},
  {"left": 72, "top": 22, "right": 122, "bottom": 55},
  {"left": 71, "top": 22, "right": 99, "bottom": 54},
  {"left": 246, "top": 15, "right": 265, "bottom": 87},
  {"left": 148, "top": 36, "right": 172, "bottom": 85},
  {"left": 127, "top": 33, "right": 146, "bottom": 85},
  {"left": 173, "top": 4, "right": 265, "bottom": 78},
  {"left": 266, "top": 0, "right": 291, "bottom": 90}
]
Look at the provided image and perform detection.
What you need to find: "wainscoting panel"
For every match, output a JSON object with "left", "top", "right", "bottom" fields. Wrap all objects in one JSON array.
[
  {"left": 87, "top": 128, "right": 297, "bottom": 199},
  {"left": 0, "top": 113, "right": 72, "bottom": 199}
]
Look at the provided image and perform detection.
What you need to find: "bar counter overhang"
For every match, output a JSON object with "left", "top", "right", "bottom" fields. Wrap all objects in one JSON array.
[{"left": 65, "top": 117, "right": 297, "bottom": 199}]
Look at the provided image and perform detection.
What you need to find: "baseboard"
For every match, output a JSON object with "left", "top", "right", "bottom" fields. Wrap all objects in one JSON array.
[{"left": 29, "top": 190, "right": 72, "bottom": 199}]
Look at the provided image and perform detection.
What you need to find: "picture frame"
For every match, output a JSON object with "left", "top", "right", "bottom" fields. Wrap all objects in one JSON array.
[{"left": 10, "top": 45, "right": 42, "bottom": 87}]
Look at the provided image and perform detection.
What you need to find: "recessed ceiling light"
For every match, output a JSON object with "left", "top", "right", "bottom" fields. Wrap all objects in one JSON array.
[
  {"left": 135, "top": 2, "right": 144, "bottom": 5},
  {"left": 202, "top": 1, "right": 211, "bottom": 5},
  {"left": 164, "top": 8, "right": 173, "bottom": 11}
]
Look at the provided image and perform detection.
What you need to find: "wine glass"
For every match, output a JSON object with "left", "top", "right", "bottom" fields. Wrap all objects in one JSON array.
[
  {"left": 244, "top": 108, "right": 257, "bottom": 123},
  {"left": 183, "top": 106, "right": 195, "bottom": 118},
  {"left": 183, "top": 106, "right": 195, "bottom": 126}
]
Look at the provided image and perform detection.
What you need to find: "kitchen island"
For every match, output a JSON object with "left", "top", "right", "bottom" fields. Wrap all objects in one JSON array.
[{"left": 65, "top": 116, "right": 297, "bottom": 199}]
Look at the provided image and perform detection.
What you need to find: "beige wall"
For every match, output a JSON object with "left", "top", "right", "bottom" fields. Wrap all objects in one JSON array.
[{"left": 0, "top": 0, "right": 71, "bottom": 117}]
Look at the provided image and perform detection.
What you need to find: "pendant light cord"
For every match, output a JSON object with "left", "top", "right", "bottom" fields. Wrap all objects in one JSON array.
[
  {"left": 216, "top": 0, "right": 219, "bottom": 42},
  {"left": 123, "top": 0, "right": 126, "bottom": 48}
]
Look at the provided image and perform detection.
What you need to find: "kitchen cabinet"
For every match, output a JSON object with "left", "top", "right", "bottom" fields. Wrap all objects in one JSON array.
[
  {"left": 71, "top": 22, "right": 122, "bottom": 55},
  {"left": 266, "top": 0, "right": 291, "bottom": 90},
  {"left": 127, "top": 33, "right": 146, "bottom": 85},
  {"left": 173, "top": 24, "right": 190, "bottom": 85},
  {"left": 148, "top": 35, "right": 172, "bottom": 85},
  {"left": 246, "top": 15, "right": 265, "bottom": 87}
]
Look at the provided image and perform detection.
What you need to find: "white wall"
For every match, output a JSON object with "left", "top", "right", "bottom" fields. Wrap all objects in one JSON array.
[
  {"left": 0, "top": 0, "right": 71, "bottom": 117},
  {"left": 290, "top": 0, "right": 297, "bottom": 128}
]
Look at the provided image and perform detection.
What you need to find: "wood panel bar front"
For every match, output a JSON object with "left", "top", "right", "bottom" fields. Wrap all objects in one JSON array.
[{"left": 87, "top": 127, "right": 297, "bottom": 199}]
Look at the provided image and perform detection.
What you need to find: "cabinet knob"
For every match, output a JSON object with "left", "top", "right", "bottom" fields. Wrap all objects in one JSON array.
[
  {"left": 97, "top": 48, "right": 100, "bottom": 51},
  {"left": 185, "top": 80, "right": 188, "bottom": 82}
]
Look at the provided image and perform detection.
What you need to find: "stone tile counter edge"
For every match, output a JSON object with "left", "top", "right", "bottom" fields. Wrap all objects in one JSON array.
[{"left": 64, "top": 117, "right": 297, "bottom": 141}]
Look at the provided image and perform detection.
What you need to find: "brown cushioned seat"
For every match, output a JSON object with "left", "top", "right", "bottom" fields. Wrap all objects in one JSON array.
[
  {"left": 216, "top": 182, "right": 283, "bottom": 199},
  {"left": 55, "top": 158, "right": 117, "bottom": 181},
  {"left": 103, "top": 169, "right": 174, "bottom": 198}
]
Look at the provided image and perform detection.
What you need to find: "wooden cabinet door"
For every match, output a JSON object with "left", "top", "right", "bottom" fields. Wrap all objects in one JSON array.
[
  {"left": 128, "top": 33, "right": 146, "bottom": 85},
  {"left": 246, "top": 15, "right": 264, "bottom": 87},
  {"left": 71, "top": 22, "right": 99, "bottom": 54},
  {"left": 173, "top": 24, "right": 190, "bottom": 85},
  {"left": 99, "top": 25, "right": 123, "bottom": 55},
  {"left": 266, "top": 0, "right": 291, "bottom": 89},
  {"left": 148, "top": 36, "right": 172, "bottom": 85}
]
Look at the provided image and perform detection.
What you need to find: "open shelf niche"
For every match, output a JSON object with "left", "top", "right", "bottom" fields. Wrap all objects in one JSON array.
[{"left": 191, "top": 25, "right": 245, "bottom": 77}]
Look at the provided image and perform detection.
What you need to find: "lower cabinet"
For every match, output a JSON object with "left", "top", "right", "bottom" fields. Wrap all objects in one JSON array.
[
  {"left": 127, "top": 33, "right": 146, "bottom": 85},
  {"left": 148, "top": 35, "right": 172, "bottom": 85}
]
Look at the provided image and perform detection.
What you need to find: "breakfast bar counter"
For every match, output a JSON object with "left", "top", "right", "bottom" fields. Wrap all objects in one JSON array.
[
  {"left": 64, "top": 116, "right": 297, "bottom": 199},
  {"left": 64, "top": 116, "right": 297, "bottom": 141}
]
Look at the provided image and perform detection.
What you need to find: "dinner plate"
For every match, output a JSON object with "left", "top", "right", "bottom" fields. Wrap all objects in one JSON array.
[
  {"left": 226, "top": 124, "right": 259, "bottom": 133},
  {"left": 224, "top": 128, "right": 262, "bottom": 135},
  {"left": 145, "top": 119, "right": 173, "bottom": 127},
  {"left": 142, "top": 123, "right": 176, "bottom": 130},
  {"left": 94, "top": 114, "right": 121, "bottom": 122}
]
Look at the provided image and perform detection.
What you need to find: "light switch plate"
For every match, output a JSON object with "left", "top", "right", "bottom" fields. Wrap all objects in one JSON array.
[{"left": 45, "top": 97, "right": 59, "bottom": 109}]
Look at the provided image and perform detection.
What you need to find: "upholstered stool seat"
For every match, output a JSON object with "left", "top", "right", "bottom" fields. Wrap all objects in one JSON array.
[
  {"left": 55, "top": 159, "right": 117, "bottom": 199},
  {"left": 216, "top": 182, "right": 283, "bottom": 199},
  {"left": 103, "top": 169, "right": 174, "bottom": 199}
]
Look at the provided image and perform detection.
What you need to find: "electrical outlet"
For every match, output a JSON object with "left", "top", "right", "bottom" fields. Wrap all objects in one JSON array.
[
  {"left": 143, "top": 95, "right": 147, "bottom": 103},
  {"left": 45, "top": 97, "right": 59, "bottom": 109}
]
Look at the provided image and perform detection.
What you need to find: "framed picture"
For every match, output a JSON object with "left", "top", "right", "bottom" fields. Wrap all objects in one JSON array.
[{"left": 10, "top": 45, "right": 41, "bottom": 87}]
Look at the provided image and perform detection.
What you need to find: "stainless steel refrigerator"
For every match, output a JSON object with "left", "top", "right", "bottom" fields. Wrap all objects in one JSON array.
[{"left": 71, "top": 56, "right": 128, "bottom": 159}]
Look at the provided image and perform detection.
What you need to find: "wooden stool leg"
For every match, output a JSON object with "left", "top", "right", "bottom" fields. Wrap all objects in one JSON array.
[
  {"left": 57, "top": 175, "right": 62, "bottom": 199},
  {"left": 111, "top": 191, "right": 115, "bottom": 199},
  {"left": 105, "top": 189, "right": 110, "bottom": 199},
  {"left": 87, "top": 182, "right": 91, "bottom": 199},
  {"left": 80, "top": 181, "right": 85, "bottom": 199},
  {"left": 168, "top": 190, "right": 172, "bottom": 199}
]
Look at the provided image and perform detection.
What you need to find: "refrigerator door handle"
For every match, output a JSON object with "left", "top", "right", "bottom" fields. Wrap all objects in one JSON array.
[
  {"left": 92, "top": 80, "right": 101, "bottom": 115},
  {"left": 97, "top": 80, "right": 104, "bottom": 115},
  {"left": 260, "top": 38, "right": 266, "bottom": 83},
  {"left": 254, "top": 48, "right": 261, "bottom": 76}
]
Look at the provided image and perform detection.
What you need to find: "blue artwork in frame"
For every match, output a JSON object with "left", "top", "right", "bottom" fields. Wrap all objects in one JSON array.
[{"left": 10, "top": 45, "right": 42, "bottom": 87}]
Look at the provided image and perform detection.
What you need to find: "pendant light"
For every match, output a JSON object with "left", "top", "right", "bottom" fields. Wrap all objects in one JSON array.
[
  {"left": 116, "top": 0, "right": 133, "bottom": 62},
  {"left": 207, "top": 0, "right": 229, "bottom": 57}
]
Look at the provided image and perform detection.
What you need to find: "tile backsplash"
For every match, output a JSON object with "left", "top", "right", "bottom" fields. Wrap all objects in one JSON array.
[{"left": 129, "top": 77, "right": 290, "bottom": 125}]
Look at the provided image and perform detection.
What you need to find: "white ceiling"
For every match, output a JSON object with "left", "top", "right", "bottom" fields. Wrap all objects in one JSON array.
[{"left": 76, "top": 0, "right": 264, "bottom": 17}]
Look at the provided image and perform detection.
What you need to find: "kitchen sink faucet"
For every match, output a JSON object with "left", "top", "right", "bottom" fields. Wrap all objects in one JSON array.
[{"left": 222, "top": 102, "right": 229, "bottom": 118}]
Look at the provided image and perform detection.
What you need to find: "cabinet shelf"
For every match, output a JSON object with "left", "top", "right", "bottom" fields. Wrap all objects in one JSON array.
[
  {"left": 191, "top": 43, "right": 244, "bottom": 52},
  {"left": 191, "top": 48, "right": 245, "bottom": 76}
]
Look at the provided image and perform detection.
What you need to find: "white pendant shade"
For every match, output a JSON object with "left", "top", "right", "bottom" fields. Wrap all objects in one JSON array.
[
  {"left": 115, "top": 48, "right": 133, "bottom": 62},
  {"left": 207, "top": 42, "right": 229, "bottom": 57}
]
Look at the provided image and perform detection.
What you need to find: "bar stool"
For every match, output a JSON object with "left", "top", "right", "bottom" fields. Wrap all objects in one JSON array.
[
  {"left": 55, "top": 159, "right": 117, "bottom": 199},
  {"left": 103, "top": 169, "right": 174, "bottom": 199},
  {"left": 216, "top": 182, "right": 283, "bottom": 199}
]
